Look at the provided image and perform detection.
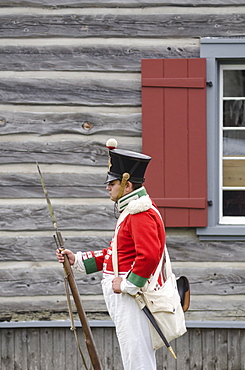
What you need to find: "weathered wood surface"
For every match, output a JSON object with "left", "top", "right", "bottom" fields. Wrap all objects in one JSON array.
[
  {"left": 0, "top": 202, "right": 116, "bottom": 231},
  {"left": 0, "top": 44, "right": 199, "bottom": 72},
  {"left": 0, "top": 294, "right": 107, "bottom": 314},
  {"left": 0, "top": 173, "right": 108, "bottom": 198},
  {"left": 0, "top": 141, "right": 141, "bottom": 165},
  {"left": 166, "top": 233, "right": 245, "bottom": 262},
  {"left": 175, "top": 263, "right": 245, "bottom": 295},
  {"left": 0, "top": 326, "right": 244, "bottom": 370},
  {"left": 1, "top": 234, "right": 245, "bottom": 262},
  {"left": 185, "top": 296, "right": 245, "bottom": 321},
  {"left": 0, "top": 76, "right": 140, "bottom": 106},
  {"left": 0, "top": 294, "right": 244, "bottom": 322},
  {"left": 0, "top": 295, "right": 109, "bottom": 322},
  {"left": 0, "top": 13, "right": 245, "bottom": 38},
  {"left": 1, "top": 261, "right": 244, "bottom": 296},
  {"left": 0, "top": 111, "right": 141, "bottom": 136},
  {"left": 1, "top": 0, "right": 244, "bottom": 7},
  {"left": 0, "top": 236, "right": 111, "bottom": 261},
  {"left": 0, "top": 327, "right": 93, "bottom": 370},
  {"left": 0, "top": 263, "right": 103, "bottom": 296}
]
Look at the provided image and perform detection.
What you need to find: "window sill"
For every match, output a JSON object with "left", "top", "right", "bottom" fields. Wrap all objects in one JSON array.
[{"left": 196, "top": 225, "right": 245, "bottom": 241}]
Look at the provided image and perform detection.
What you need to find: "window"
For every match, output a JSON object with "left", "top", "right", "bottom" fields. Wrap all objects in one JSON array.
[
  {"left": 142, "top": 39, "right": 245, "bottom": 239},
  {"left": 197, "top": 38, "right": 245, "bottom": 240},
  {"left": 221, "top": 66, "right": 245, "bottom": 224}
]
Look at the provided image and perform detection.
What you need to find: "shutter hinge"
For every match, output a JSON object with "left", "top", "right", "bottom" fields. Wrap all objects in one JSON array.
[
  {"left": 208, "top": 200, "right": 213, "bottom": 206},
  {"left": 206, "top": 81, "right": 213, "bottom": 87}
]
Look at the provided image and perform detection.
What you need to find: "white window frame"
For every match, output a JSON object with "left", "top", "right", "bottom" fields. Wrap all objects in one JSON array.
[
  {"left": 219, "top": 64, "right": 245, "bottom": 225},
  {"left": 197, "top": 38, "right": 245, "bottom": 240}
]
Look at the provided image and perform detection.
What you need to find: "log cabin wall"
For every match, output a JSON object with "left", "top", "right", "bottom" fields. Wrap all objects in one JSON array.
[{"left": 0, "top": 0, "right": 245, "bottom": 368}]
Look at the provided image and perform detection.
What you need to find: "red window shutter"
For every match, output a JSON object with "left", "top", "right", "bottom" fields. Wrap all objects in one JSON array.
[{"left": 142, "top": 58, "right": 207, "bottom": 227}]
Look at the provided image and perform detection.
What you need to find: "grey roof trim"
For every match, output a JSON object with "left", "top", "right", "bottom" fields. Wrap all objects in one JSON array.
[{"left": 0, "top": 320, "right": 245, "bottom": 329}]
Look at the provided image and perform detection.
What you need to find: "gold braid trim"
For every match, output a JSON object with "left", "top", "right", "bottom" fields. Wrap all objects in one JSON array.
[{"left": 116, "top": 172, "right": 130, "bottom": 201}]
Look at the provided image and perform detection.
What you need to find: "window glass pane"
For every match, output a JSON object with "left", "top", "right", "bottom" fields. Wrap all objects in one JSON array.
[
  {"left": 223, "top": 130, "right": 245, "bottom": 156},
  {"left": 223, "top": 159, "right": 245, "bottom": 186},
  {"left": 223, "top": 70, "right": 245, "bottom": 97},
  {"left": 223, "top": 100, "right": 245, "bottom": 127},
  {"left": 223, "top": 190, "right": 245, "bottom": 216}
]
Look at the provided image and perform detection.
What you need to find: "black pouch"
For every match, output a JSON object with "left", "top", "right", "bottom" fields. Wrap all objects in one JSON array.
[{"left": 177, "top": 276, "right": 190, "bottom": 312}]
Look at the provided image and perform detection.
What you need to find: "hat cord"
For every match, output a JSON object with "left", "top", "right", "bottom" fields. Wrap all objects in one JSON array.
[{"left": 116, "top": 172, "right": 130, "bottom": 201}]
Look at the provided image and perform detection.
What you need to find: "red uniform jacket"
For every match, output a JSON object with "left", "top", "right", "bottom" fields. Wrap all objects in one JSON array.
[{"left": 82, "top": 199, "right": 165, "bottom": 288}]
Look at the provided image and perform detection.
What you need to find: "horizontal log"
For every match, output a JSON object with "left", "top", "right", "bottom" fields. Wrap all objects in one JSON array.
[
  {"left": 184, "top": 295, "right": 245, "bottom": 321},
  {"left": 0, "top": 172, "right": 108, "bottom": 198},
  {"left": 0, "top": 261, "right": 244, "bottom": 296},
  {"left": 0, "top": 140, "right": 141, "bottom": 165},
  {"left": 1, "top": 234, "right": 245, "bottom": 262},
  {"left": 173, "top": 263, "right": 245, "bottom": 295},
  {"left": 0, "top": 295, "right": 244, "bottom": 322},
  {"left": 0, "top": 140, "right": 107, "bottom": 166},
  {"left": 0, "top": 202, "right": 117, "bottom": 231},
  {"left": 0, "top": 13, "right": 245, "bottom": 38},
  {"left": 166, "top": 234, "right": 245, "bottom": 262},
  {"left": 0, "top": 295, "right": 109, "bottom": 321},
  {"left": 0, "top": 263, "right": 103, "bottom": 296},
  {"left": 0, "top": 235, "right": 111, "bottom": 262},
  {"left": 0, "top": 111, "right": 141, "bottom": 136},
  {"left": 0, "top": 44, "right": 199, "bottom": 72},
  {"left": 0, "top": 76, "right": 140, "bottom": 106},
  {"left": 0, "top": 1, "right": 244, "bottom": 7},
  {"left": 0, "top": 295, "right": 107, "bottom": 317}
]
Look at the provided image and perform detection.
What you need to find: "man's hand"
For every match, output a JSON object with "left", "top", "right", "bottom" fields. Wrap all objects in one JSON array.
[
  {"left": 56, "top": 248, "right": 75, "bottom": 265},
  {"left": 112, "top": 277, "right": 123, "bottom": 294}
]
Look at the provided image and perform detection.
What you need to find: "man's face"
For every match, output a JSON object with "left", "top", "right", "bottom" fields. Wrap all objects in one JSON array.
[{"left": 106, "top": 180, "right": 121, "bottom": 202}]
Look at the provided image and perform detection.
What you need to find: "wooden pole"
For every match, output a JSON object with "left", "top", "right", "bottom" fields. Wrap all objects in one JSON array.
[
  {"left": 60, "top": 243, "right": 102, "bottom": 370},
  {"left": 37, "top": 163, "right": 102, "bottom": 370}
]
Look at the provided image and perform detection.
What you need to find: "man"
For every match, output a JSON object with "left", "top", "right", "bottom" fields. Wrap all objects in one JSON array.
[{"left": 56, "top": 139, "right": 166, "bottom": 370}]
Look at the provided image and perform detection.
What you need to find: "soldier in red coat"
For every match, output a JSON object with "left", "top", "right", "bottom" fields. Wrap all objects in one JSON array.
[{"left": 56, "top": 139, "right": 166, "bottom": 370}]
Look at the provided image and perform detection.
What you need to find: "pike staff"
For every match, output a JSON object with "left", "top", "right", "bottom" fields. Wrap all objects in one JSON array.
[{"left": 37, "top": 163, "right": 102, "bottom": 370}]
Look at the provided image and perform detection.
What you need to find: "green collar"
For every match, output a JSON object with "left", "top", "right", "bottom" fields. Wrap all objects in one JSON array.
[{"left": 117, "top": 186, "right": 148, "bottom": 212}]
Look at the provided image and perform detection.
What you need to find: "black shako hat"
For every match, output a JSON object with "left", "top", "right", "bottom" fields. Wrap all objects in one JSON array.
[{"left": 105, "top": 139, "right": 151, "bottom": 184}]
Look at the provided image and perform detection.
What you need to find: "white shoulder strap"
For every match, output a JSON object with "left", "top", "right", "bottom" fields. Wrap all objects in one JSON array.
[
  {"left": 112, "top": 208, "right": 130, "bottom": 277},
  {"left": 147, "top": 206, "right": 172, "bottom": 291},
  {"left": 147, "top": 244, "right": 172, "bottom": 291}
]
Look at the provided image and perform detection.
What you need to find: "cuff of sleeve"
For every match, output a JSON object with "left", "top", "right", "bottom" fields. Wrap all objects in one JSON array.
[
  {"left": 73, "top": 252, "right": 85, "bottom": 273},
  {"left": 120, "top": 278, "right": 140, "bottom": 296},
  {"left": 127, "top": 271, "right": 148, "bottom": 288}
]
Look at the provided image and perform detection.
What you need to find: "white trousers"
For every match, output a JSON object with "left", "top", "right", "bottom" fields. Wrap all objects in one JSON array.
[{"left": 101, "top": 274, "right": 156, "bottom": 370}]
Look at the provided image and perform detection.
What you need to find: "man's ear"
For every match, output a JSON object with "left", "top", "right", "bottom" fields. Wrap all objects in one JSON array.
[{"left": 125, "top": 181, "right": 133, "bottom": 194}]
